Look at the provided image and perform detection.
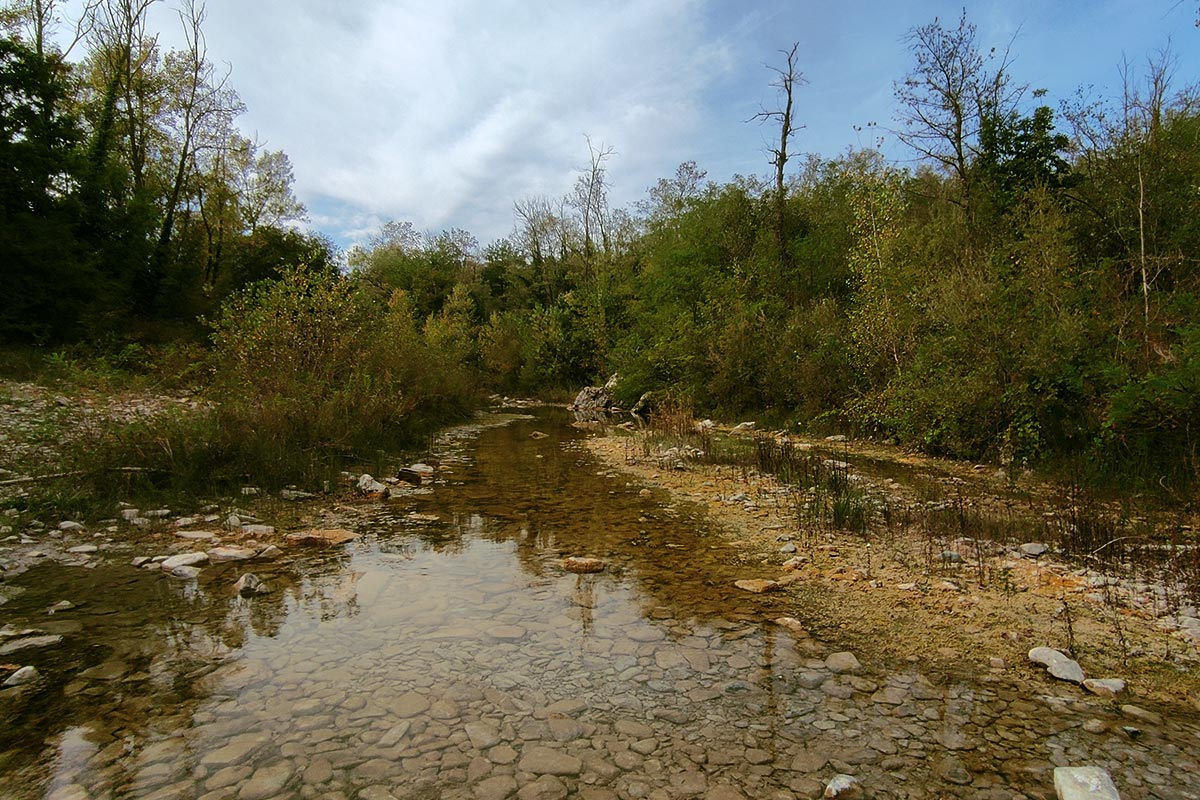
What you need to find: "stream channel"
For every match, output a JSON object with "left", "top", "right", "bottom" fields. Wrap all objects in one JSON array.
[{"left": 1, "top": 408, "right": 1198, "bottom": 800}]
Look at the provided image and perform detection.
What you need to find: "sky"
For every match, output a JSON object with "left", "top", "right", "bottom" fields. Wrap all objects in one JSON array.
[{"left": 129, "top": 0, "right": 1200, "bottom": 249}]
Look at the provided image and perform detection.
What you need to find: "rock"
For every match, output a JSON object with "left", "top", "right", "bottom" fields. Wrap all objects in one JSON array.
[
  {"left": 3, "top": 665, "right": 39, "bottom": 686},
  {"left": 517, "top": 746, "right": 582, "bottom": 776},
  {"left": 464, "top": 721, "right": 501, "bottom": 750},
  {"left": 241, "top": 524, "right": 274, "bottom": 536},
  {"left": 160, "top": 552, "right": 209, "bottom": 570},
  {"left": 572, "top": 384, "right": 613, "bottom": 410},
  {"left": 518, "top": 775, "right": 569, "bottom": 800},
  {"left": 285, "top": 529, "right": 357, "bottom": 546},
  {"left": 46, "top": 600, "right": 74, "bottom": 614},
  {"left": 237, "top": 761, "right": 293, "bottom": 800},
  {"left": 528, "top": 432, "right": 550, "bottom": 441},
  {"left": 1028, "top": 647, "right": 1085, "bottom": 683},
  {"left": 279, "top": 488, "right": 315, "bottom": 501},
  {"left": 1020, "top": 542, "right": 1049, "bottom": 557},
  {"left": 175, "top": 530, "right": 217, "bottom": 541},
  {"left": 562, "top": 556, "right": 605, "bottom": 573},
  {"left": 1053, "top": 766, "right": 1120, "bottom": 800},
  {"left": 824, "top": 434, "right": 848, "bottom": 442},
  {"left": 935, "top": 755, "right": 972, "bottom": 785},
  {"left": 0, "top": 634, "right": 63, "bottom": 655},
  {"left": 734, "top": 579, "right": 778, "bottom": 594},
  {"left": 774, "top": 617, "right": 808, "bottom": 636},
  {"left": 939, "top": 550, "right": 962, "bottom": 563},
  {"left": 66, "top": 544, "right": 98, "bottom": 554},
  {"left": 474, "top": 775, "right": 518, "bottom": 800},
  {"left": 780, "top": 542, "right": 797, "bottom": 554},
  {"left": 208, "top": 546, "right": 257, "bottom": 562},
  {"left": 731, "top": 421, "right": 756, "bottom": 433},
  {"left": 119, "top": 508, "right": 140, "bottom": 521},
  {"left": 57, "top": 521, "right": 85, "bottom": 531},
  {"left": 1083, "top": 678, "right": 1127, "bottom": 698},
  {"left": 826, "top": 651, "right": 863, "bottom": 674},
  {"left": 357, "top": 474, "right": 389, "bottom": 496},
  {"left": 489, "top": 624, "right": 527, "bottom": 640},
  {"left": 233, "top": 573, "right": 268, "bottom": 597},
  {"left": 823, "top": 774, "right": 862, "bottom": 799},
  {"left": 1121, "top": 704, "right": 1163, "bottom": 726},
  {"left": 631, "top": 391, "right": 657, "bottom": 417},
  {"left": 170, "top": 565, "right": 201, "bottom": 579},
  {"left": 257, "top": 545, "right": 283, "bottom": 559}
]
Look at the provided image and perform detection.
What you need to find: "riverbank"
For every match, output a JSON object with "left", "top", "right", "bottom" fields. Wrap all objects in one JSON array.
[{"left": 583, "top": 423, "right": 1200, "bottom": 713}]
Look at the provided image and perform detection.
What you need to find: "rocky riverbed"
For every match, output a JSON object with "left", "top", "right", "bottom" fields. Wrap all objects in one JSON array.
[{"left": 1, "top": 401, "right": 1199, "bottom": 799}]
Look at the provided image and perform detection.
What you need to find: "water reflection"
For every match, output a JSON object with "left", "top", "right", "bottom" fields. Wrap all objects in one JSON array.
[{"left": 0, "top": 409, "right": 1196, "bottom": 799}]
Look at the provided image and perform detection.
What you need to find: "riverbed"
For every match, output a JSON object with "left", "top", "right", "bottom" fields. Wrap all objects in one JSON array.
[{"left": 1, "top": 409, "right": 1197, "bottom": 799}]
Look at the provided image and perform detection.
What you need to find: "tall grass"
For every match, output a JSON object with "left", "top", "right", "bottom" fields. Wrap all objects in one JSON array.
[{"left": 61, "top": 268, "right": 483, "bottom": 500}]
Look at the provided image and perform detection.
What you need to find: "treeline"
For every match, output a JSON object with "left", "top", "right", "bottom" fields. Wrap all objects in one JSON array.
[
  {"left": 4, "top": 7, "right": 1199, "bottom": 495},
  {"left": 1, "top": 0, "right": 326, "bottom": 345}
]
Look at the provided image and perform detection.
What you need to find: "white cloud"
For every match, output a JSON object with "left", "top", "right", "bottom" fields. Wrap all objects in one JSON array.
[{"left": 178, "top": 0, "right": 729, "bottom": 245}]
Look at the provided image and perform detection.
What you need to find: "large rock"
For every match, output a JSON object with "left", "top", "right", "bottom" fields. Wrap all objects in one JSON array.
[
  {"left": 563, "top": 556, "right": 605, "bottom": 574},
  {"left": 572, "top": 385, "right": 613, "bottom": 410},
  {"left": 1029, "top": 647, "right": 1085, "bottom": 684},
  {"left": 3, "top": 665, "right": 39, "bottom": 686},
  {"left": 1053, "top": 766, "right": 1120, "bottom": 800}
]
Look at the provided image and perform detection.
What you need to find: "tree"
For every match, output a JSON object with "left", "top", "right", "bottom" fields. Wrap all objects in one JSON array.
[
  {"left": 570, "top": 135, "right": 614, "bottom": 271},
  {"left": 0, "top": 34, "right": 92, "bottom": 340},
  {"left": 893, "top": 10, "right": 1021, "bottom": 218},
  {"left": 750, "top": 42, "right": 804, "bottom": 268}
]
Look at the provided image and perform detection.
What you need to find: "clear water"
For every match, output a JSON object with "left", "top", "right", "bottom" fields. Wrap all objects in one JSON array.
[{"left": 0, "top": 409, "right": 1196, "bottom": 800}]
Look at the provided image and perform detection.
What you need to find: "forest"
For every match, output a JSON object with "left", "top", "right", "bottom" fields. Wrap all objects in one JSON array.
[{"left": 2, "top": 2, "right": 1199, "bottom": 499}]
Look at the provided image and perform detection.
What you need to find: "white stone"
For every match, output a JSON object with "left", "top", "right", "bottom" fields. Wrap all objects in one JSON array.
[
  {"left": 3, "top": 665, "right": 39, "bottom": 686},
  {"left": 1053, "top": 766, "right": 1120, "bottom": 800},
  {"left": 57, "top": 521, "right": 85, "bottom": 531},
  {"left": 1029, "top": 647, "right": 1085, "bottom": 684},
  {"left": 160, "top": 552, "right": 209, "bottom": 570},
  {"left": 823, "top": 774, "right": 863, "bottom": 799}
]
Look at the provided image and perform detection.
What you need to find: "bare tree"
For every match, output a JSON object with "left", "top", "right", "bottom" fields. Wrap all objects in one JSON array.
[
  {"left": 1, "top": 0, "right": 99, "bottom": 57},
  {"left": 893, "top": 10, "right": 1022, "bottom": 216},
  {"left": 750, "top": 42, "right": 804, "bottom": 267},
  {"left": 571, "top": 134, "right": 615, "bottom": 270}
]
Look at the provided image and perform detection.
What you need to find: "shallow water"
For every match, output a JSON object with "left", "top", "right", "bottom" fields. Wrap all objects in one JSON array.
[{"left": 1, "top": 409, "right": 1198, "bottom": 800}]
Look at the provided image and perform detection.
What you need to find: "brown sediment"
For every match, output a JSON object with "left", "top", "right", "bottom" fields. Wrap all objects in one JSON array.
[{"left": 584, "top": 428, "right": 1200, "bottom": 711}]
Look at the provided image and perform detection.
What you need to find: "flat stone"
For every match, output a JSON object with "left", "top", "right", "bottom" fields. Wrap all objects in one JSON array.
[
  {"left": 78, "top": 660, "right": 127, "bottom": 680},
  {"left": 1020, "top": 542, "right": 1049, "bottom": 557},
  {"left": 825, "top": 652, "right": 863, "bottom": 674},
  {"left": 237, "top": 761, "right": 293, "bottom": 800},
  {"left": 201, "top": 734, "right": 268, "bottom": 767},
  {"left": 489, "top": 624, "right": 527, "bottom": 641},
  {"left": 66, "top": 544, "right": 98, "bottom": 554},
  {"left": 704, "top": 787, "right": 746, "bottom": 800},
  {"left": 176, "top": 531, "right": 217, "bottom": 541},
  {"left": 1121, "top": 704, "right": 1163, "bottom": 726},
  {"left": 58, "top": 521, "right": 85, "bottom": 531},
  {"left": 208, "top": 546, "right": 257, "bottom": 562},
  {"left": 935, "top": 755, "right": 972, "bottom": 785},
  {"left": 0, "top": 634, "right": 63, "bottom": 655},
  {"left": 241, "top": 524, "right": 275, "bottom": 536},
  {"left": 160, "top": 552, "right": 209, "bottom": 570},
  {"left": 734, "top": 579, "right": 778, "bottom": 593},
  {"left": 517, "top": 746, "right": 582, "bottom": 776},
  {"left": 170, "top": 565, "right": 201, "bottom": 579},
  {"left": 1028, "top": 647, "right": 1085, "bottom": 684},
  {"left": 1053, "top": 766, "right": 1120, "bottom": 800},
  {"left": 389, "top": 691, "right": 429, "bottom": 718},
  {"left": 464, "top": 721, "right": 502, "bottom": 750},
  {"left": 285, "top": 528, "right": 356, "bottom": 545},
  {"left": 1083, "top": 678, "right": 1127, "bottom": 698},
  {"left": 474, "top": 775, "right": 518, "bottom": 800},
  {"left": 517, "top": 775, "right": 569, "bottom": 800},
  {"left": 233, "top": 573, "right": 268, "bottom": 597}
]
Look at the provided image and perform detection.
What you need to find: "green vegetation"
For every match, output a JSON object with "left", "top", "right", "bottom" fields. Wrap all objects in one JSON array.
[{"left": 3, "top": 7, "right": 1199, "bottom": 502}]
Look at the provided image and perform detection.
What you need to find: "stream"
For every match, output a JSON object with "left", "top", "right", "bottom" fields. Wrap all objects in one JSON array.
[{"left": 0, "top": 408, "right": 1197, "bottom": 800}]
